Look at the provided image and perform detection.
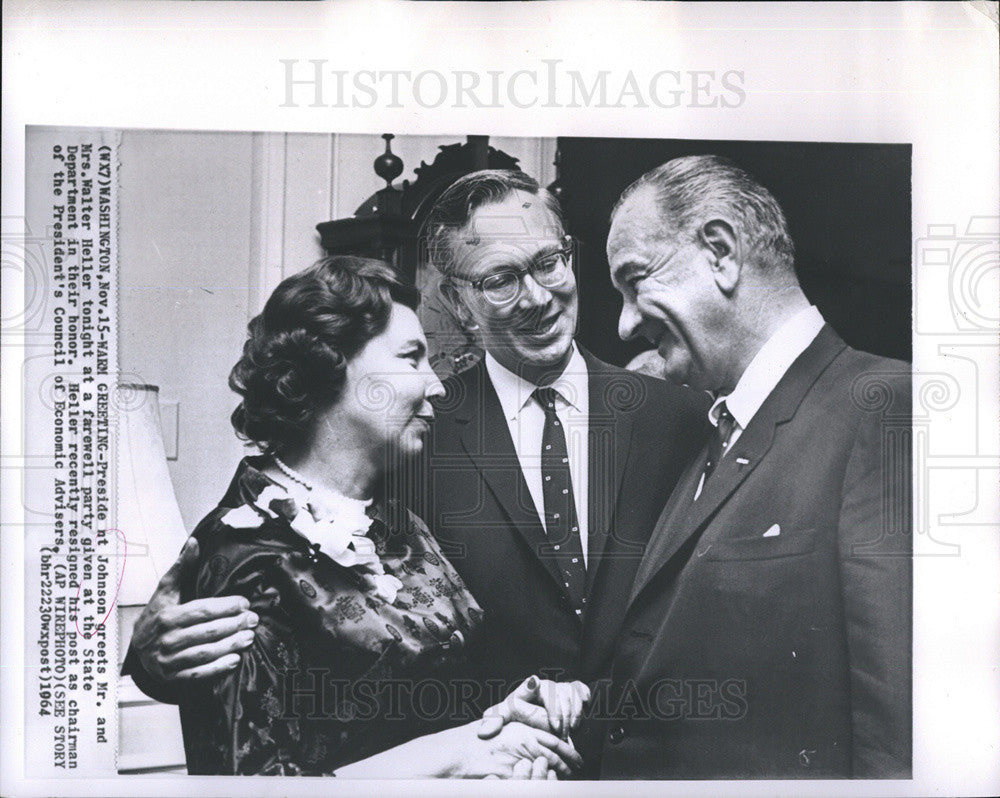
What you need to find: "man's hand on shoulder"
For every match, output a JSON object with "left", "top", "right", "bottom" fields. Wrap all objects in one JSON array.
[{"left": 130, "top": 536, "right": 258, "bottom": 684}]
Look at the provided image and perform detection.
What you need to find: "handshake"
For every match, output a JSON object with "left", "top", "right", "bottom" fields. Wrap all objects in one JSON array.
[
  {"left": 431, "top": 676, "right": 590, "bottom": 779},
  {"left": 127, "top": 539, "right": 591, "bottom": 779},
  {"left": 479, "top": 674, "right": 592, "bottom": 742}
]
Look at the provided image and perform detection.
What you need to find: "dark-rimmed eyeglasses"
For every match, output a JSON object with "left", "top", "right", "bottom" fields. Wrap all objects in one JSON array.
[{"left": 449, "top": 235, "right": 575, "bottom": 306}]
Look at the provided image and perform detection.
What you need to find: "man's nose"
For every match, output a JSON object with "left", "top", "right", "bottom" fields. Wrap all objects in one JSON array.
[
  {"left": 423, "top": 366, "right": 446, "bottom": 401},
  {"left": 517, "top": 272, "right": 552, "bottom": 307},
  {"left": 618, "top": 301, "right": 643, "bottom": 341}
]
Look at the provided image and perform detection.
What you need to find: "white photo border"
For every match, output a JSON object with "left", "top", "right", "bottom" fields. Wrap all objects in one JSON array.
[{"left": 2, "top": 2, "right": 998, "bottom": 797}]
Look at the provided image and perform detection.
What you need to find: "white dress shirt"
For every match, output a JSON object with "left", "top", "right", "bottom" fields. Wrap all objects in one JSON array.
[
  {"left": 695, "top": 306, "right": 825, "bottom": 499},
  {"left": 710, "top": 304, "right": 826, "bottom": 446},
  {"left": 483, "top": 345, "right": 591, "bottom": 566}
]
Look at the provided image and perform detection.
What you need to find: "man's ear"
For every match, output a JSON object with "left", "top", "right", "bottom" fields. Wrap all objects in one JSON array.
[
  {"left": 698, "top": 218, "right": 741, "bottom": 294},
  {"left": 440, "top": 279, "right": 479, "bottom": 331}
]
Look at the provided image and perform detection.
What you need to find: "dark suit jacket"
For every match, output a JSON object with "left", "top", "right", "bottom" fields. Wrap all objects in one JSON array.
[
  {"left": 408, "top": 349, "right": 708, "bottom": 703},
  {"left": 598, "top": 327, "right": 912, "bottom": 779}
]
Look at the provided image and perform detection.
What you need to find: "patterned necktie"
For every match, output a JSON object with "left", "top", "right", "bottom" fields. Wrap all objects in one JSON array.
[
  {"left": 703, "top": 401, "right": 737, "bottom": 484},
  {"left": 533, "top": 386, "right": 587, "bottom": 615}
]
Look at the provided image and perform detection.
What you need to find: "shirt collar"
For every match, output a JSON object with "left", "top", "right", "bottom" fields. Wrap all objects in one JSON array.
[
  {"left": 484, "top": 343, "right": 588, "bottom": 421},
  {"left": 709, "top": 305, "right": 825, "bottom": 430}
]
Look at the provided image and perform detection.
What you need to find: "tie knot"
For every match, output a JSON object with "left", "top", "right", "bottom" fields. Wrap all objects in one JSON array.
[
  {"left": 715, "top": 400, "right": 736, "bottom": 442},
  {"left": 533, "top": 386, "right": 560, "bottom": 415}
]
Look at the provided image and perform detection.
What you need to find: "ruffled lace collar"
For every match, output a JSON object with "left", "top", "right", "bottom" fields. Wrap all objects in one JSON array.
[{"left": 220, "top": 464, "right": 403, "bottom": 603}]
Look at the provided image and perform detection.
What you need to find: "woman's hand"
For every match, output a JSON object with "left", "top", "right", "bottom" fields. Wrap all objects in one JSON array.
[
  {"left": 486, "top": 756, "right": 558, "bottom": 780},
  {"left": 478, "top": 675, "right": 592, "bottom": 740},
  {"left": 335, "top": 719, "right": 580, "bottom": 780},
  {"left": 446, "top": 720, "right": 583, "bottom": 779}
]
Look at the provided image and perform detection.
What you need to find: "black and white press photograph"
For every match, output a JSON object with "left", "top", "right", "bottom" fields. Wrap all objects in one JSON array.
[
  {"left": 66, "top": 129, "right": 913, "bottom": 779},
  {"left": 4, "top": 3, "right": 998, "bottom": 797}
]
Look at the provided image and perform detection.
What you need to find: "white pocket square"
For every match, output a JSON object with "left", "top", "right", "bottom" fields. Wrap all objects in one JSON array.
[{"left": 762, "top": 524, "right": 781, "bottom": 538}]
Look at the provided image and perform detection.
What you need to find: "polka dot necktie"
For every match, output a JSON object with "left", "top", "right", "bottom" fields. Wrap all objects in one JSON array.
[{"left": 533, "top": 386, "right": 587, "bottom": 615}]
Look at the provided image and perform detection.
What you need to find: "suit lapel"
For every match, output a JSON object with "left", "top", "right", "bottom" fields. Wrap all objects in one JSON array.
[
  {"left": 627, "top": 443, "right": 705, "bottom": 603},
  {"left": 627, "top": 326, "right": 848, "bottom": 609},
  {"left": 582, "top": 353, "right": 635, "bottom": 596},
  {"left": 452, "top": 362, "right": 569, "bottom": 596}
]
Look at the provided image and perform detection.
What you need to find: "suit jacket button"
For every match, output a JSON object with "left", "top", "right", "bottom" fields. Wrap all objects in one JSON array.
[{"left": 608, "top": 725, "right": 626, "bottom": 744}]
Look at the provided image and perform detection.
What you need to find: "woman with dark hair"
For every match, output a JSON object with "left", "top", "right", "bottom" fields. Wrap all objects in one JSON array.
[{"left": 176, "top": 256, "right": 582, "bottom": 778}]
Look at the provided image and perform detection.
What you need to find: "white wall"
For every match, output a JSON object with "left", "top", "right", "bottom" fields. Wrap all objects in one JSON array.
[{"left": 119, "top": 130, "right": 258, "bottom": 530}]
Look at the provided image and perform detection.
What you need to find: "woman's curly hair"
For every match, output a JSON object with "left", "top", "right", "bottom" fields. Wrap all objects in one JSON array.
[{"left": 229, "top": 256, "right": 419, "bottom": 454}]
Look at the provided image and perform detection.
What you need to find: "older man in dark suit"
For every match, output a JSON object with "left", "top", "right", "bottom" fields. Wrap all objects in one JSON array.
[{"left": 599, "top": 154, "right": 911, "bottom": 779}]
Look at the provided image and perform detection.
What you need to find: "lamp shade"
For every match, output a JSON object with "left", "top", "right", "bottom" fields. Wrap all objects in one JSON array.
[{"left": 115, "top": 384, "right": 188, "bottom": 606}]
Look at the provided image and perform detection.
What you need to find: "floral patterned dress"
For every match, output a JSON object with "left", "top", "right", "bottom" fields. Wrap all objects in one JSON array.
[{"left": 177, "top": 457, "right": 484, "bottom": 775}]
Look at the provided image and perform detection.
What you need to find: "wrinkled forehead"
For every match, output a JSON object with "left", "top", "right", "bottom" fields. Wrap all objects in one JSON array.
[
  {"left": 467, "top": 191, "right": 562, "bottom": 236},
  {"left": 451, "top": 192, "right": 564, "bottom": 276},
  {"left": 607, "top": 189, "right": 677, "bottom": 271}
]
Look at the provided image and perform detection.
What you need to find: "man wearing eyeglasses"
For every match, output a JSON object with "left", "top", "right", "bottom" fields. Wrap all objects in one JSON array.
[
  {"left": 413, "top": 170, "right": 706, "bottom": 765},
  {"left": 123, "top": 169, "right": 707, "bottom": 776}
]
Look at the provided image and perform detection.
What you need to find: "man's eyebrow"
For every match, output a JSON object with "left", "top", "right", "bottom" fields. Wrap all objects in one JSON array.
[
  {"left": 537, "top": 240, "right": 565, "bottom": 254},
  {"left": 611, "top": 261, "right": 639, "bottom": 282}
]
